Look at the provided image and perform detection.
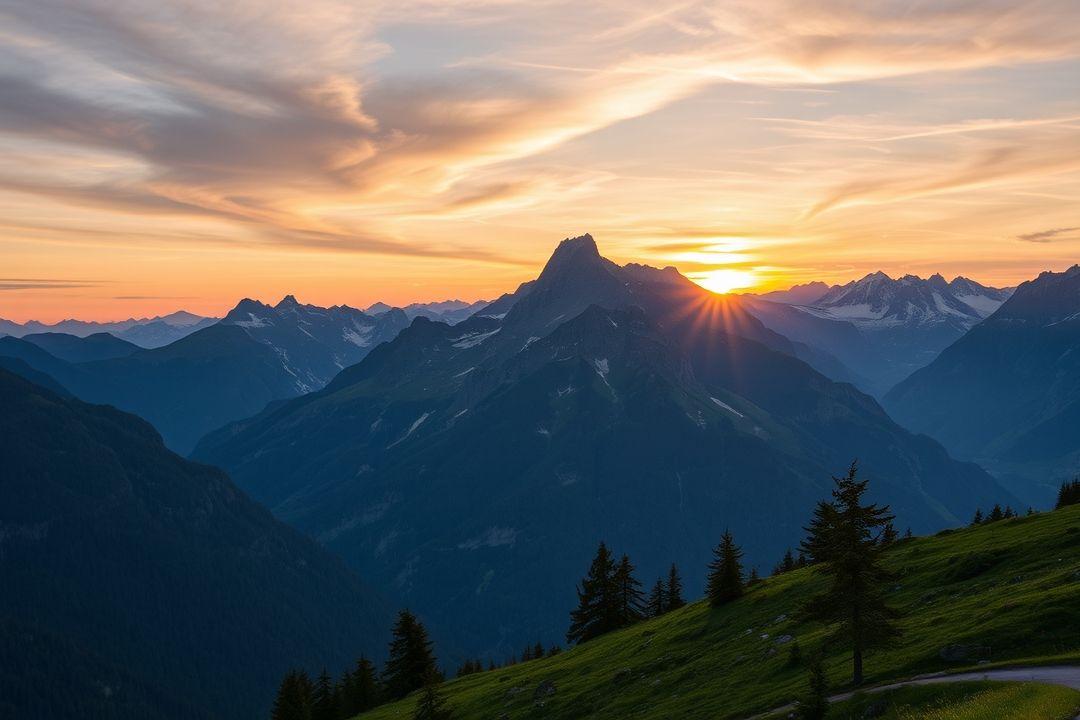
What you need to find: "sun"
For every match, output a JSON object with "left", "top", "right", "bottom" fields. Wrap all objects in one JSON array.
[{"left": 690, "top": 268, "right": 758, "bottom": 295}]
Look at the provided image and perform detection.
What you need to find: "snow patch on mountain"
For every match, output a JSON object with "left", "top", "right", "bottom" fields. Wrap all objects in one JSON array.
[
  {"left": 235, "top": 313, "right": 272, "bottom": 328},
  {"left": 343, "top": 325, "right": 374, "bottom": 347},
  {"left": 451, "top": 328, "right": 500, "bottom": 348},
  {"left": 795, "top": 272, "right": 1011, "bottom": 331},
  {"left": 388, "top": 412, "right": 430, "bottom": 448},
  {"left": 711, "top": 397, "right": 745, "bottom": 418}
]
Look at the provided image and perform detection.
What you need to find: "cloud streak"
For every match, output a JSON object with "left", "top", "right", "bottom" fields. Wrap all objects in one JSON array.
[{"left": 1017, "top": 227, "right": 1080, "bottom": 243}]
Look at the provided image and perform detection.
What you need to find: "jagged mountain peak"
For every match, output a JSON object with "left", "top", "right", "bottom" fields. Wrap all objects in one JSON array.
[
  {"left": 216, "top": 295, "right": 411, "bottom": 393},
  {"left": 535, "top": 234, "right": 605, "bottom": 280},
  {"left": 223, "top": 297, "right": 276, "bottom": 324},
  {"left": 808, "top": 270, "right": 1011, "bottom": 328}
]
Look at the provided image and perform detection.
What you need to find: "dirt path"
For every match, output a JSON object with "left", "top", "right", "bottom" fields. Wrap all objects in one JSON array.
[{"left": 744, "top": 664, "right": 1080, "bottom": 719}]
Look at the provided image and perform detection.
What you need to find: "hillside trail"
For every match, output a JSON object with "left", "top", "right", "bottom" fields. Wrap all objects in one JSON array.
[{"left": 742, "top": 664, "right": 1080, "bottom": 719}]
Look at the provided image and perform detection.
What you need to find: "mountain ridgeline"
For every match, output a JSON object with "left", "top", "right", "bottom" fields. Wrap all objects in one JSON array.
[
  {"left": 742, "top": 272, "right": 1011, "bottom": 396},
  {"left": 0, "top": 310, "right": 216, "bottom": 348},
  {"left": 0, "top": 297, "right": 410, "bottom": 454},
  {"left": 0, "top": 368, "right": 390, "bottom": 720},
  {"left": 194, "top": 235, "right": 1011, "bottom": 661},
  {"left": 886, "top": 265, "right": 1080, "bottom": 504}
]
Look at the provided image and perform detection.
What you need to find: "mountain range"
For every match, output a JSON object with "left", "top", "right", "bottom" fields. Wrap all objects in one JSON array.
[
  {"left": 742, "top": 272, "right": 1012, "bottom": 395},
  {"left": 0, "top": 325, "right": 303, "bottom": 455},
  {"left": 0, "top": 310, "right": 216, "bottom": 349},
  {"left": 367, "top": 299, "right": 491, "bottom": 325},
  {"left": 0, "top": 367, "right": 388, "bottom": 720},
  {"left": 886, "top": 265, "right": 1080, "bottom": 504},
  {"left": 221, "top": 295, "right": 410, "bottom": 392},
  {"left": 193, "top": 235, "right": 1011, "bottom": 661},
  {"left": 0, "top": 297, "right": 414, "bottom": 454}
]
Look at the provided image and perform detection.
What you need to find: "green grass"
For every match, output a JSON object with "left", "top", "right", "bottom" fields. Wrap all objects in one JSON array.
[
  {"left": 817, "top": 682, "right": 1080, "bottom": 720},
  {"left": 359, "top": 505, "right": 1080, "bottom": 720}
]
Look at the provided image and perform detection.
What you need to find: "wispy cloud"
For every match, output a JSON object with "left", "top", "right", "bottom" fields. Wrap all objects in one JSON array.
[
  {"left": 1017, "top": 227, "right": 1080, "bottom": 243},
  {"left": 0, "top": 278, "right": 104, "bottom": 290}
]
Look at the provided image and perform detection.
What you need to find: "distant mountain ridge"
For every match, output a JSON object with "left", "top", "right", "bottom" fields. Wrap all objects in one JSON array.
[
  {"left": 0, "top": 296, "right": 413, "bottom": 453},
  {"left": 0, "top": 324, "right": 304, "bottom": 454},
  {"left": 365, "top": 298, "right": 490, "bottom": 325},
  {"left": 221, "top": 295, "right": 409, "bottom": 392},
  {"left": 20, "top": 331, "right": 141, "bottom": 362},
  {"left": 744, "top": 281, "right": 833, "bottom": 305},
  {"left": 807, "top": 272, "right": 1011, "bottom": 328},
  {"left": 195, "top": 234, "right": 1011, "bottom": 661},
  {"left": 885, "top": 264, "right": 1080, "bottom": 504},
  {"left": 0, "top": 311, "right": 216, "bottom": 348},
  {"left": 742, "top": 272, "right": 1012, "bottom": 395}
]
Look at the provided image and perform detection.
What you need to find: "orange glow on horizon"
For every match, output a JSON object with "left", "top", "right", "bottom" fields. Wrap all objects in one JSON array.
[{"left": 688, "top": 268, "right": 759, "bottom": 295}]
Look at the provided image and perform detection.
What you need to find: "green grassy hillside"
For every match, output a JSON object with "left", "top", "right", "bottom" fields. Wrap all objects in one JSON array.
[{"left": 359, "top": 505, "right": 1080, "bottom": 720}]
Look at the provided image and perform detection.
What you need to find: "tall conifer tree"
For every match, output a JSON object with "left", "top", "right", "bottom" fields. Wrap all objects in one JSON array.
[
  {"left": 613, "top": 554, "right": 646, "bottom": 626},
  {"left": 666, "top": 563, "right": 685, "bottom": 610},
  {"left": 567, "top": 542, "right": 618, "bottom": 644},
  {"left": 384, "top": 610, "right": 440, "bottom": 700},
  {"left": 800, "top": 462, "right": 901, "bottom": 686},
  {"left": 1057, "top": 479, "right": 1080, "bottom": 509},
  {"left": 271, "top": 670, "right": 314, "bottom": 720},
  {"left": 311, "top": 669, "right": 335, "bottom": 720},
  {"left": 706, "top": 530, "right": 744, "bottom": 606}
]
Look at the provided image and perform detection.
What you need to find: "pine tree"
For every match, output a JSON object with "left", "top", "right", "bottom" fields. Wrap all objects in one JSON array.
[
  {"left": 1003, "top": 506, "right": 1016, "bottom": 519},
  {"left": 533, "top": 642, "right": 545, "bottom": 660},
  {"left": 800, "top": 461, "right": 901, "bottom": 686},
  {"left": 706, "top": 530, "right": 744, "bottom": 606},
  {"left": 748, "top": 567, "right": 761, "bottom": 586},
  {"left": 343, "top": 656, "right": 379, "bottom": 714},
  {"left": 521, "top": 645, "right": 533, "bottom": 662},
  {"left": 272, "top": 670, "right": 314, "bottom": 720},
  {"left": 384, "top": 610, "right": 440, "bottom": 700},
  {"left": 904, "top": 527, "right": 913, "bottom": 540},
  {"left": 646, "top": 578, "right": 667, "bottom": 618},
  {"left": 799, "top": 654, "right": 829, "bottom": 720},
  {"left": 547, "top": 645, "right": 561, "bottom": 657},
  {"left": 412, "top": 674, "right": 452, "bottom": 720},
  {"left": 1056, "top": 479, "right": 1080, "bottom": 509},
  {"left": 988, "top": 504, "right": 1004, "bottom": 522},
  {"left": 567, "top": 542, "right": 619, "bottom": 644},
  {"left": 312, "top": 669, "right": 335, "bottom": 720},
  {"left": 613, "top": 554, "right": 646, "bottom": 626},
  {"left": 773, "top": 548, "right": 797, "bottom": 576},
  {"left": 972, "top": 508, "right": 984, "bottom": 525},
  {"left": 666, "top": 564, "right": 685, "bottom": 610},
  {"left": 881, "top": 522, "right": 898, "bottom": 546}
]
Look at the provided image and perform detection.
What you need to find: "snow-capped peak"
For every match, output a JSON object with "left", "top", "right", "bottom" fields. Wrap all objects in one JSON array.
[{"left": 798, "top": 272, "right": 1012, "bottom": 329}]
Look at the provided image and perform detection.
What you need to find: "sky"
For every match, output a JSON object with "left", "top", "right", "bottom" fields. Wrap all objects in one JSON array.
[{"left": 1, "top": 0, "right": 1079, "bottom": 322}]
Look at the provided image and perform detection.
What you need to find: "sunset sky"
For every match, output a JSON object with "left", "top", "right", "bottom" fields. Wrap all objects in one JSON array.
[{"left": 2, "top": 0, "right": 1080, "bottom": 322}]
